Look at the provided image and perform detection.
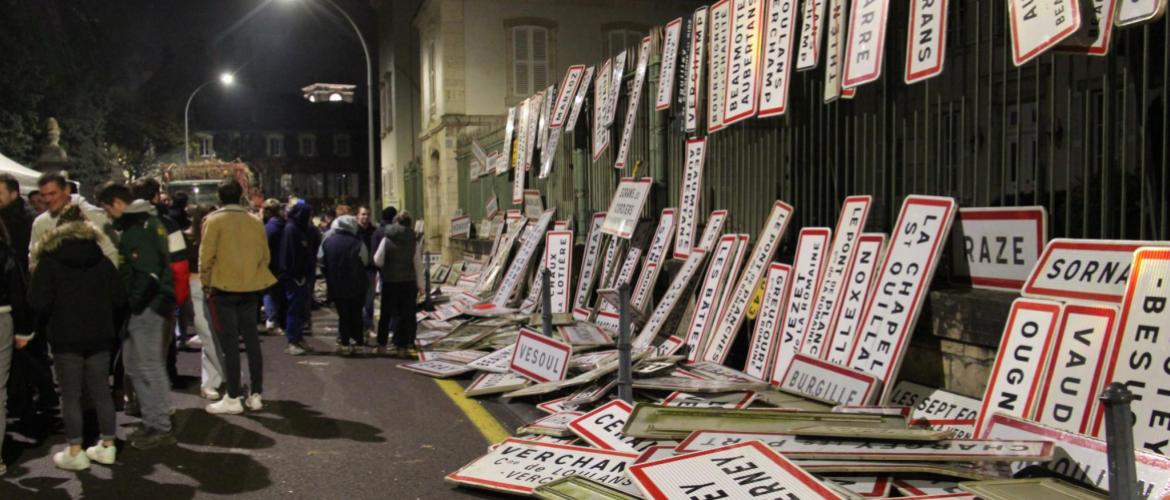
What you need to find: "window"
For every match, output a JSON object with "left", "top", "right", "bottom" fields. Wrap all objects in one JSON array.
[
  {"left": 511, "top": 25, "right": 549, "bottom": 96},
  {"left": 299, "top": 134, "right": 317, "bottom": 157},
  {"left": 198, "top": 135, "right": 213, "bottom": 158},
  {"left": 605, "top": 27, "right": 644, "bottom": 59},
  {"left": 380, "top": 72, "right": 393, "bottom": 135},
  {"left": 334, "top": 134, "right": 351, "bottom": 158},
  {"left": 267, "top": 135, "right": 284, "bottom": 157}
]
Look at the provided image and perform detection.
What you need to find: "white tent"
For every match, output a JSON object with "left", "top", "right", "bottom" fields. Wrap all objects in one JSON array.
[{"left": 0, "top": 151, "right": 42, "bottom": 193}]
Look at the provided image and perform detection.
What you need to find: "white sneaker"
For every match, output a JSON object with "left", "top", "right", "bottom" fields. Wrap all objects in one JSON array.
[
  {"left": 285, "top": 343, "right": 306, "bottom": 356},
  {"left": 200, "top": 387, "right": 221, "bottom": 400},
  {"left": 245, "top": 393, "right": 263, "bottom": 411},
  {"left": 206, "top": 396, "right": 244, "bottom": 415},
  {"left": 53, "top": 447, "right": 90, "bottom": 471},
  {"left": 265, "top": 320, "right": 277, "bottom": 331},
  {"left": 85, "top": 443, "right": 117, "bottom": 465}
]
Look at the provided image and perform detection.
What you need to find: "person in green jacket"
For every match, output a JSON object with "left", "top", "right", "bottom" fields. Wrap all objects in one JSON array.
[{"left": 96, "top": 182, "right": 176, "bottom": 450}]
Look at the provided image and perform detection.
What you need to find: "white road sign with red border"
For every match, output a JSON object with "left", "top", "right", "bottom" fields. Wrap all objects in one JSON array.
[
  {"left": 795, "top": 0, "right": 826, "bottom": 71},
  {"left": 722, "top": 0, "right": 765, "bottom": 126},
  {"left": 972, "top": 298, "right": 1063, "bottom": 436},
  {"left": 1008, "top": 0, "right": 1083, "bottom": 66},
  {"left": 568, "top": 400, "right": 664, "bottom": 453},
  {"left": 655, "top": 18, "right": 684, "bottom": 110},
  {"left": 545, "top": 230, "right": 574, "bottom": 313},
  {"left": 802, "top": 196, "right": 873, "bottom": 359},
  {"left": 684, "top": 236, "right": 740, "bottom": 364},
  {"left": 549, "top": 65, "right": 585, "bottom": 129},
  {"left": 1023, "top": 238, "right": 1169, "bottom": 304},
  {"left": 446, "top": 438, "right": 639, "bottom": 495},
  {"left": 842, "top": 0, "right": 893, "bottom": 87},
  {"left": 952, "top": 206, "right": 1047, "bottom": 291},
  {"left": 779, "top": 353, "right": 881, "bottom": 405},
  {"left": 630, "top": 441, "right": 843, "bottom": 500},
  {"left": 509, "top": 327, "right": 573, "bottom": 383},
  {"left": 685, "top": 6, "right": 709, "bottom": 133},
  {"left": 904, "top": 0, "right": 949, "bottom": 83},
  {"left": 769, "top": 228, "right": 831, "bottom": 379},
  {"left": 758, "top": 0, "right": 799, "bottom": 116},
  {"left": 674, "top": 138, "right": 706, "bottom": 260},
  {"left": 743, "top": 263, "right": 793, "bottom": 378},
  {"left": 602, "top": 178, "right": 653, "bottom": 239},
  {"left": 707, "top": 0, "right": 733, "bottom": 132},
  {"left": 1032, "top": 304, "right": 1118, "bottom": 435}
]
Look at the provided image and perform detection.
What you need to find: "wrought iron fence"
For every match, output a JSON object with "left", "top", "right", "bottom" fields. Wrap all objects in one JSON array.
[{"left": 455, "top": 1, "right": 1168, "bottom": 249}]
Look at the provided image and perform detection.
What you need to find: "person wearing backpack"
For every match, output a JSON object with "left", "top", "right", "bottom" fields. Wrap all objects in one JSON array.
[{"left": 320, "top": 215, "right": 368, "bottom": 355}]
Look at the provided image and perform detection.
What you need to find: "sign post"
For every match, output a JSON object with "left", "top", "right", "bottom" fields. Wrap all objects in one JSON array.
[{"left": 618, "top": 282, "right": 633, "bottom": 404}]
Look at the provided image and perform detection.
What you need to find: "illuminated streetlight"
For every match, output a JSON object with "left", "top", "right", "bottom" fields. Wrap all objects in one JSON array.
[
  {"left": 185, "top": 72, "right": 237, "bottom": 165},
  {"left": 220, "top": 72, "right": 236, "bottom": 86}
]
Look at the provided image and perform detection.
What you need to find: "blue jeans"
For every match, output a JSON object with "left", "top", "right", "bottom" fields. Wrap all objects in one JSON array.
[
  {"left": 284, "top": 279, "right": 311, "bottom": 344},
  {"left": 264, "top": 281, "right": 286, "bottom": 328},
  {"left": 124, "top": 309, "right": 172, "bottom": 432}
]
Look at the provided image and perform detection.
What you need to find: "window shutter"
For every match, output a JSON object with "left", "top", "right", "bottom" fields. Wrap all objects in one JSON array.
[
  {"left": 513, "top": 27, "right": 530, "bottom": 95},
  {"left": 532, "top": 27, "right": 548, "bottom": 91}
]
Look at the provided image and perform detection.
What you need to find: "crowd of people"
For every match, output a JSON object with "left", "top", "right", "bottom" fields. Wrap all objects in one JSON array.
[{"left": 0, "top": 173, "right": 422, "bottom": 476}]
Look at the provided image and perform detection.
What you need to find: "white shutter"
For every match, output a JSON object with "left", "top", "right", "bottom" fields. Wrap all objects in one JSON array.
[
  {"left": 532, "top": 27, "right": 548, "bottom": 91},
  {"left": 513, "top": 27, "right": 531, "bottom": 95}
]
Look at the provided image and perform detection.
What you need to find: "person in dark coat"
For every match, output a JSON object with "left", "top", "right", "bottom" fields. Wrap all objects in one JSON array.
[
  {"left": 262, "top": 199, "right": 287, "bottom": 334},
  {"left": 373, "top": 211, "right": 417, "bottom": 358},
  {"left": 354, "top": 206, "right": 377, "bottom": 334},
  {"left": 277, "top": 201, "right": 314, "bottom": 355},
  {"left": 27, "top": 205, "right": 128, "bottom": 471},
  {"left": 320, "top": 215, "right": 368, "bottom": 354}
]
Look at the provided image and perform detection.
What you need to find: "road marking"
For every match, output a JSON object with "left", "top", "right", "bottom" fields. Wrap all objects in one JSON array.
[{"left": 433, "top": 379, "right": 511, "bottom": 444}]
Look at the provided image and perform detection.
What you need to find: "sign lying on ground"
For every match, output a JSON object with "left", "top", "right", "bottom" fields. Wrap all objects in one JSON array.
[
  {"left": 629, "top": 441, "right": 843, "bottom": 500},
  {"left": 824, "top": 234, "right": 887, "bottom": 364},
  {"left": 758, "top": 0, "right": 799, "bottom": 116},
  {"left": 721, "top": 0, "right": 765, "bottom": 126},
  {"left": 1022, "top": 238, "right": 1169, "bottom": 304},
  {"left": 464, "top": 372, "right": 530, "bottom": 397},
  {"left": 847, "top": 196, "right": 955, "bottom": 401},
  {"left": 904, "top": 0, "right": 949, "bottom": 83},
  {"left": 660, "top": 391, "right": 756, "bottom": 409},
  {"left": 743, "top": 263, "right": 793, "bottom": 378},
  {"left": 685, "top": 6, "right": 708, "bottom": 133},
  {"left": 510, "top": 327, "right": 573, "bottom": 383},
  {"left": 569, "top": 400, "right": 662, "bottom": 454},
  {"left": 446, "top": 438, "right": 639, "bottom": 496},
  {"left": 1032, "top": 304, "right": 1117, "bottom": 434},
  {"left": 842, "top": 0, "right": 892, "bottom": 87},
  {"left": 983, "top": 414, "right": 1170, "bottom": 499},
  {"left": 973, "top": 298, "right": 1063, "bottom": 436},
  {"left": 888, "top": 381, "right": 981, "bottom": 439},
  {"left": 655, "top": 17, "right": 683, "bottom": 110},
  {"left": 1092, "top": 248, "right": 1170, "bottom": 455},
  {"left": 802, "top": 196, "right": 872, "bottom": 358},
  {"left": 545, "top": 230, "right": 574, "bottom": 313},
  {"left": 1008, "top": 0, "right": 1083, "bottom": 66},
  {"left": 770, "top": 227, "right": 831, "bottom": 380},
  {"left": 704, "top": 201, "right": 795, "bottom": 363},
  {"left": 466, "top": 345, "right": 514, "bottom": 373},
  {"left": 602, "top": 178, "right": 652, "bottom": 239},
  {"left": 674, "top": 138, "right": 706, "bottom": 259},
  {"left": 397, "top": 360, "right": 473, "bottom": 378},
  {"left": 778, "top": 353, "right": 880, "bottom": 405},
  {"left": 674, "top": 431, "right": 1053, "bottom": 462},
  {"left": 707, "top": 0, "right": 732, "bottom": 132},
  {"left": 952, "top": 206, "right": 1047, "bottom": 291}
]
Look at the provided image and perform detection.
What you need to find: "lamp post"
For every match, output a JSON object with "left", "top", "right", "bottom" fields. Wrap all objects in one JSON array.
[
  {"left": 184, "top": 72, "right": 235, "bottom": 165},
  {"left": 281, "top": 0, "right": 377, "bottom": 211}
]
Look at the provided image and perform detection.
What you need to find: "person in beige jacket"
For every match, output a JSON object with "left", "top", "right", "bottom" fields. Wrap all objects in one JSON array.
[{"left": 199, "top": 178, "right": 276, "bottom": 415}]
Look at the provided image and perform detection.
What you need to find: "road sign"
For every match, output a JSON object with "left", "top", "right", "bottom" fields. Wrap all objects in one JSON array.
[
  {"left": 615, "top": 37, "right": 651, "bottom": 170},
  {"left": 521, "top": 411, "right": 585, "bottom": 437},
  {"left": 743, "top": 263, "right": 793, "bottom": 378},
  {"left": 545, "top": 231, "right": 574, "bottom": 313},
  {"left": 550, "top": 65, "right": 585, "bottom": 129},
  {"left": 697, "top": 209, "right": 729, "bottom": 252},
  {"left": 630, "top": 441, "right": 844, "bottom": 499},
  {"left": 446, "top": 438, "right": 639, "bottom": 496},
  {"left": 758, "top": 0, "right": 799, "bottom": 115},
  {"left": 510, "top": 327, "right": 573, "bottom": 383},
  {"left": 1056, "top": 0, "right": 1117, "bottom": 55},
  {"left": 683, "top": 236, "right": 740, "bottom": 363},
  {"left": 538, "top": 84, "right": 554, "bottom": 154},
  {"left": 685, "top": 6, "right": 709, "bottom": 133},
  {"left": 821, "top": 0, "right": 848, "bottom": 102},
  {"left": 557, "top": 324, "right": 612, "bottom": 347},
  {"left": 660, "top": 391, "right": 756, "bottom": 409},
  {"left": 655, "top": 18, "right": 684, "bottom": 110},
  {"left": 603, "top": 50, "right": 627, "bottom": 128},
  {"left": 675, "top": 139, "right": 706, "bottom": 260},
  {"left": 887, "top": 381, "right": 981, "bottom": 438},
  {"left": 564, "top": 65, "right": 595, "bottom": 133},
  {"left": 501, "top": 106, "right": 516, "bottom": 173},
  {"left": 823, "top": 235, "right": 884, "bottom": 362},
  {"left": 842, "top": 0, "right": 893, "bottom": 87},
  {"left": 770, "top": 227, "right": 832, "bottom": 379},
  {"left": 524, "top": 91, "right": 543, "bottom": 171},
  {"left": 397, "top": 360, "right": 473, "bottom": 378},
  {"left": 675, "top": 431, "right": 1053, "bottom": 461},
  {"left": 634, "top": 249, "right": 709, "bottom": 348},
  {"left": 523, "top": 189, "right": 543, "bottom": 219},
  {"left": 536, "top": 397, "right": 578, "bottom": 415},
  {"left": 592, "top": 58, "right": 612, "bottom": 160},
  {"left": 602, "top": 178, "right": 653, "bottom": 239},
  {"left": 778, "top": 353, "right": 881, "bottom": 405},
  {"left": 1032, "top": 304, "right": 1118, "bottom": 434},
  {"left": 722, "top": 0, "right": 765, "bottom": 125},
  {"left": 465, "top": 345, "right": 514, "bottom": 373},
  {"left": 904, "top": 0, "right": 949, "bottom": 83},
  {"left": 984, "top": 413, "right": 1170, "bottom": 499},
  {"left": 569, "top": 400, "right": 664, "bottom": 453},
  {"left": 572, "top": 213, "right": 607, "bottom": 311},
  {"left": 952, "top": 206, "right": 1047, "bottom": 291},
  {"left": 803, "top": 196, "right": 873, "bottom": 358},
  {"left": 632, "top": 209, "right": 677, "bottom": 310},
  {"left": 705, "top": 201, "right": 796, "bottom": 363},
  {"left": 464, "top": 372, "right": 529, "bottom": 397},
  {"left": 494, "top": 210, "right": 554, "bottom": 306},
  {"left": 826, "top": 476, "right": 892, "bottom": 497},
  {"left": 1008, "top": 0, "right": 1083, "bottom": 66},
  {"left": 449, "top": 215, "right": 470, "bottom": 239},
  {"left": 973, "top": 298, "right": 1063, "bottom": 436},
  {"left": 795, "top": 0, "right": 826, "bottom": 71},
  {"left": 1115, "top": 0, "right": 1167, "bottom": 27},
  {"left": 847, "top": 196, "right": 955, "bottom": 401},
  {"left": 1091, "top": 248, "right": 1170, "bottom": 454},
  {"left": 1023, "top": 238, "right": 1169, "bottom": 304},
  {"left": 707, "top": 0, "right": 732, "bottom": 132}
]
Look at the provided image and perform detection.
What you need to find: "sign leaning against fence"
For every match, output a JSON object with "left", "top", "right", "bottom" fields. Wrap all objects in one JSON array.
[
  {"left": 706, "top": 0, "right": 733, "bottom": 132},
  {"left": 602, "top": 178, "right": 653, "bottom": 239},
  {"left": 721, "top": 0, "right": 765, "bottom": 126},
  {"left": 655, "top": 17, "right": 684, "bottom": 110},
  {"left": 684, "top": 6, "right": 709, "bottom": 133},
  {"left": 952, "top": 206, "right": 1047, "bottom": 291},
  {"left": 674, "top": 138, "right": 707, "bottom": 259},
  {"left": 904, "top": 0, "right": 949, "bottom": 84},
  {"left": 757, "top": 0, "right": 799, "bottom": 116},
  {"left": 1022, "top": 238, "right": 1170, "bottom": 304},
  {"left": 743, "top": 263, "right": 793, "bottom": 379},
  {"left": 972, "top": 298, "right": 1063, "bottom": 436},
  {"left": 1007, "top": 0, "right": 1084, "bottom": 66},
  {"left": 842, "top": 0, "right": 893, "bottom": 88},
  {"left": 1031, "top": 304, "right": 1117, "bottom": 435},
  {"left": 769, "top": 227, "right": 831, "bottom": 381},
  {"left": 545, "top": 230, "right": 574, "bottom": 314},
  {"left": 802, "top": 196, "right": 873, "bottom": 359}
]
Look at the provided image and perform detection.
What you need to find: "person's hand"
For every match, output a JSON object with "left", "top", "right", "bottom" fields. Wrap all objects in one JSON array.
[{"left": 15, "top": 337, "right": 28, "bottom": 350}]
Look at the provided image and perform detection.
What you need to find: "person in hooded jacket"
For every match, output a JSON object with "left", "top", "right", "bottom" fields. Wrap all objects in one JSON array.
[
  {"left": 320, "top": 215, "right": 368, "bottom": 355},
  {"left": 96, "top": 182, "right": 176, "bottom": 450},
  {"left": 132, "top": 178, "right": 189, "bottom": 386},
  {"left": 27, "top": 205, "right": 127, "bottom": 471},
  {"left": 262, "top": 199, "right": 287, "bottom": 335},
  {"left": 277, "top": 201, "right": 314, "bottom": 355},
  {"left": 0, "top": 213, "right": 33, "bottom": 477},
  {"left": 374, "top": 211, "right": 418, "bottom": 358}
]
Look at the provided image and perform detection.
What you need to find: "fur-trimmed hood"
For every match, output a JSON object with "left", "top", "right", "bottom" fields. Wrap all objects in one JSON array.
[{"left": 34, "top": 222, "right": 105, "bottom": 269}]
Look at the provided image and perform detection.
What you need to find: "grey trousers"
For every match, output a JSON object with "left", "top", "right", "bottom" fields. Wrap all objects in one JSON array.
[
  {"left": 0, "top": 313, "right": 11, "bottom": 447},
  {"left": 124, "top": 309, "right": 172, "bottom": 432},
  {"left": 54, "top": 350, "right": 117, "bottom": 445}
]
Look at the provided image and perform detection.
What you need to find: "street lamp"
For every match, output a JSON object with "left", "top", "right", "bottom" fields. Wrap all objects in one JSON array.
[
  {"left": 279, "top": 0, "right": 377, "bottom": 211},
  {"left": 184, "top": 72, "right": 236, "bottom": 165}
]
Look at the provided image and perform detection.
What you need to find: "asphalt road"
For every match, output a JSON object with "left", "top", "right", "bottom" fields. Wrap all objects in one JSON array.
[{"left": 0, "top": 309, "right": 524, "bottom": 499}]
